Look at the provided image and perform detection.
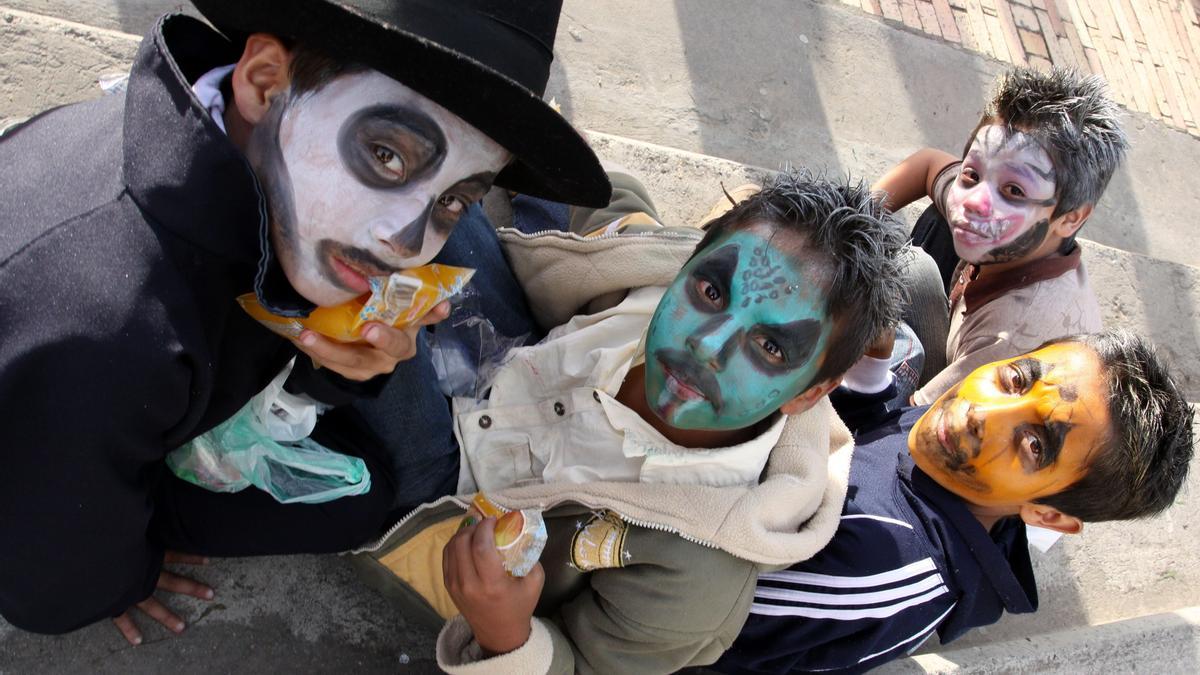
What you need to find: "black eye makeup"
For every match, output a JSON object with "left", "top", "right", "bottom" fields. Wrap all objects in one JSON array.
[
  {"left": 1014, "top": 420, "right": 1066, "bottom": 473},
  {"left": 428, "top": 172, "right": 497, "bottom": 235},
  {"left": 747, "top": 318, "right": 822, "bottom": 372},
  {"left": 1004, "top": 357, "right": 1044, "bottom": 394},
  {"left": 1014, "top": 423, "right": 1048, "bottom": 472},
  {"left": 687, "top": 244, "right": 740, "bottom": 312},
  {"left": 338, "top": 104, "right": 447, "bottom": 189}
]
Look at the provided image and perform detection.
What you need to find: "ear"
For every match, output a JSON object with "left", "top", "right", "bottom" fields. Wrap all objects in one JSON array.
[
  {"left": 1050, "top": 203, "right": 1093, "bottom": 239},
  {"left": 229, "top": 33, "right": 294, "bottom": 125},
  {"left": 1018, "top": 503, "right": 1083, "bottom": 535},
  {"left": 779, "top": 378, "right": 840, "bottom": 416}
]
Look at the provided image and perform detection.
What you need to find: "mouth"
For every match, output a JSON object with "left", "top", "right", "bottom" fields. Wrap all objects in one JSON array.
[
  {"left": 317, "top": 240, "right": 396, "bottom": 295},
  {"left": 951, "top": 220, "right": 1005, "bottom": 245},
  {"left": 936, "top": 406, "right": 955, "bottom": 456},
  {"left": 329, "top": 256, "right": 374, "bottom": 294},
  {"left": 929, "top": 398, "right": 983, "bottom": 473},
  {"left": 664, "top": 368, "right": 705, "bottom": 401},
  {"left": 656, "top": 349, "right": 723, "bottom": 412}
]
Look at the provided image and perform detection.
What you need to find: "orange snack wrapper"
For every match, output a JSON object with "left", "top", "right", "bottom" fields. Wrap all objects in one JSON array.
[
  {"left": 460, "top": 492, "right": 547, "bottom": 577},
  {"left": 237, "top": 263, "right": 474, "bottom": 343}
]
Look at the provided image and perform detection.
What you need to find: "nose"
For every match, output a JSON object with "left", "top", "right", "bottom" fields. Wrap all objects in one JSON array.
[
  {"left": 962, "top": 404, "right": 985, "bottom": 446},
  {"left": 370, "top": 200, "right": 435, "bottom": 259},
  {"left": 963, "top": 393, "right": 1040, "bottom": 440},
  {"left": 685, "top": 318, "right": 742, "bottom": 370},
  {"left": 960, "top": 184, "right": 992, "bottom": 218}
]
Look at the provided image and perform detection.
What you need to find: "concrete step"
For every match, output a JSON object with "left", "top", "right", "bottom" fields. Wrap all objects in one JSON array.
[
  {"left": 6, "top": 0, "right": 1200, "bottom": 270},
  {"left": 0, "top": 554, "right": 443, "bottom": 673},
  {"left": 0, "top": 7, "right": 138, "bottom": 119},
  {"left": 3, "top": 3, "right": 1200, "bottom": 672},
  {"left": 545, "top": 0, "right": 1200, "bottom": 273},
  {"left": 881, "top": 607, "right": 1200, "bottom": 674},
  {"left": 1, "top": 0, "right": 195, "bottom": 34}
]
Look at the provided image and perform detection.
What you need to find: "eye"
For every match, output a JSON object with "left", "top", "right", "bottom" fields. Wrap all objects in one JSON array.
[
  {"left": 437, "top": 194, "right": 467, "bottom": 216},
  {"left": 1002, "top": 184, "right": 1026, "bottom": 200},
  {"left": 1021, "top": 430, "right": 1044, "bottom": 463},
  {"left": 959, "top": 168, "right": 979, "bottom": 186},
  {"left": 371, "top": 144, "right": 405, "bottom": 177},
  {"left": 1002, "top": 364, "right": 1027, "bottom": 393},
  {"left": 697, "top": 279, "right": 722, "bottom": 306},
  {"left": 753, "top": 335, "right": 785, "bottom": 364}
]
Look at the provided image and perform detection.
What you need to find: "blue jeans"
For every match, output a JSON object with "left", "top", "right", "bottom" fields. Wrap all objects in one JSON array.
[{"left": 341, "top": 203, "right": 545, "bottom": 510}]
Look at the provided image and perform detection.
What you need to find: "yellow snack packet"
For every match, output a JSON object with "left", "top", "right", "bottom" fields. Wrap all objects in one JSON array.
[
  {"left": 237, "top": 263, "right": 475, "bottom": 343},
  {"left": 460, "top": 492, "right": 547, "bottom": 578}
]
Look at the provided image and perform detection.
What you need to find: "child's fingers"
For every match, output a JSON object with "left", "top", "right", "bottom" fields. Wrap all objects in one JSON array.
[
  {"left": 295, "top": 333, "right": 372, "bottom": 372},
  {"left": 136, "top": 597, "right": 185, "bottom": 634},
  {"left": 360, "top": 322, "right": 417, "bottom": 362},
  {"left": 111, "top": 612, "right": 143, "bottom": 646},
  {"left": 445, "top": 523, "right": 483, "bottom": 591},
  {"left": 469, "top": 517, "right": 507, "bottom": 579},
  {"left": 415, "top": 300, "right": 451, "bottom": 327},
  {"left": 157, "top": 570, "right": 215, "bottom": 600},
  {"left": 519, "top": 562, "right": 546, "bottom": 592}
]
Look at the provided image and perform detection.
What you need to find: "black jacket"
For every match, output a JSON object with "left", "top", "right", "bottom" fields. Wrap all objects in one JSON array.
[{"left": 0, "top": 17, "right": 318, "bottom": 633}]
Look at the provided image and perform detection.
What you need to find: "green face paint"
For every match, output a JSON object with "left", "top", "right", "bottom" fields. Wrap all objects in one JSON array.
[{"left": 643, "top": 227, "right": 833, "bottom": 430}]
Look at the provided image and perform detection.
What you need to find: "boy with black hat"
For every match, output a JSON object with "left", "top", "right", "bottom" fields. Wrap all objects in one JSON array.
[{"left": 0, "top": 0, "right": 609, "bottom": 642}]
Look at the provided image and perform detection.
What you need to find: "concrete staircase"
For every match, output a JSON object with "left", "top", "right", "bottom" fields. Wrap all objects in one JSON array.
[{"left": 2, "top": 1, "right": 1198, "bottom": 673}]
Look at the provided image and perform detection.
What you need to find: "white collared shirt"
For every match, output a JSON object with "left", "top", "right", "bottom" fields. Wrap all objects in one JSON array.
[
  {"left": 191, "top": 64, "right": 236, "bottom": 134},
  {"left": 453, "top": 286, "right": 785, "bottom": 493}
]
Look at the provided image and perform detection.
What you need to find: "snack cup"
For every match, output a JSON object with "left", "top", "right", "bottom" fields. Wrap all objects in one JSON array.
[
  {"left": 238, "top": 263, "right": 475, "bottom": 343},
  {"left": 460, "top": 492, "right": 548, "bottom": 578}
]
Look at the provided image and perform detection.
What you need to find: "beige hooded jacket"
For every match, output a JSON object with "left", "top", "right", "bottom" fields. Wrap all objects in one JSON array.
[{"left": 352, "top": 227, "right": 854, "bottom": 674}]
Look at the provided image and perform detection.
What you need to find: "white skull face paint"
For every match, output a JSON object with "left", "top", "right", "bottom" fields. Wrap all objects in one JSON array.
[
  {"left": 255, "top": 71, "right": 510, "bottom": 307},
  {"left": 946, "top": 124, "right": 1059, "bottom": 264}
]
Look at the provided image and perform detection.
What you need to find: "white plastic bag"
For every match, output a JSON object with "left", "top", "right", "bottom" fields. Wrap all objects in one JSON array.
[{"left": 166, "top": 360, "right": 370, "bottom": 504}]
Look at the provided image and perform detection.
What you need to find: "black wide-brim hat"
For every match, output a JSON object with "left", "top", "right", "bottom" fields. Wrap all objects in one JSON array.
[{"left": 191, "top": 0, "right": 611, "bottom": 207}]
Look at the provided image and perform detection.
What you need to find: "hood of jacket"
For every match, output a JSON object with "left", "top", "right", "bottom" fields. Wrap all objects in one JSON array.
[{"left": 498, "top": 225, "right": 705, "bottom": 331}]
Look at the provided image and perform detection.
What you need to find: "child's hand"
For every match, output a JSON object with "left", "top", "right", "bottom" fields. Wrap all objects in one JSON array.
[
  {"left": 292, "top": 300, "right": 450, "bottom": 381},
  {"left": 443, "top": 516, "right": 545, "bottom": 657},
  {"left": 111, "top": 551, "right": 215, "bottom": 646}
]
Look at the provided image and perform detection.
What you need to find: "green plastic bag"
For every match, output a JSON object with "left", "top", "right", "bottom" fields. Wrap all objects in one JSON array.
[{"left": 166, "top": 361, "right": 370, "bottom": 504}]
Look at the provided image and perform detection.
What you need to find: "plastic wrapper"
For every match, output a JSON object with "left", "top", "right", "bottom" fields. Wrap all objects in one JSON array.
[
  {"left": 460, "top": 492, "right": 547, "bottom": 577},
  {"left": 98, "top": 72, "right": 130, "bottom": 96},
  {"left": 166, "top": 361, "right": 370, "bottom": 504},
  {"left": 428, "top": 285, "right": 529, "bottom": 400},
  {"left": 238, "top": 263, "right": 475, "bottom": 343}
]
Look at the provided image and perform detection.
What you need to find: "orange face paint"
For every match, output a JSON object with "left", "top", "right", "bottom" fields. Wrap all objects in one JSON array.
[{"left": 908, "top": 344, "right": 1110, "bottom": 508}]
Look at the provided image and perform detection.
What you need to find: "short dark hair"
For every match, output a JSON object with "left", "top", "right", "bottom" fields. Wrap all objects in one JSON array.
[
  {"left": 1035, "top": 330, "right": 1194, "bottom": 522},
  {"left": 967, "top": 67, "right": 1129, "bottom": 222},
  {"left": 287, "top": 41, "right": 366, "bottom": 96},
  {"left": 697, "top": 170, "right": 908, "bottom": 386}
]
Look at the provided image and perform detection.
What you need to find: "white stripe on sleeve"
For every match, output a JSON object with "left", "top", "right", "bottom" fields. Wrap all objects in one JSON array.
[
  {"left": 759, "top": 558, "right": 939, "bottom": 589},
  {"left": 754, "top": 571, "right": 944, "bottom": 606},
  {"left": 840, "top": 513, "right": 914, "bottom": 529},
  {"left": 749, "top": 585, "right": 950, "bottom": 620},
  {"left": 857, "top": 602, "right": 957, "bottom": 663}
]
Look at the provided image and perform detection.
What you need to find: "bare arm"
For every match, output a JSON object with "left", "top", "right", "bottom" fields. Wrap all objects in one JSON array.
[{"left": 871, "top": 148, "right": 958, "bottom": 211}]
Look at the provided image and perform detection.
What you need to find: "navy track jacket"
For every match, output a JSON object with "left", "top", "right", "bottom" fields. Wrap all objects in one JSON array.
[{"left": 716, "top": 394, "right": 1038, "bottom": 674}]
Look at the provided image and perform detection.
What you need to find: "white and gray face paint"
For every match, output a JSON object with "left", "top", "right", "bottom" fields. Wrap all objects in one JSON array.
[
  {"left": 946, "top": 124, "right": 1059, "bottom": 265},
  {"left": 251, "top": 71, "right": 510, "bottom": 306}
]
